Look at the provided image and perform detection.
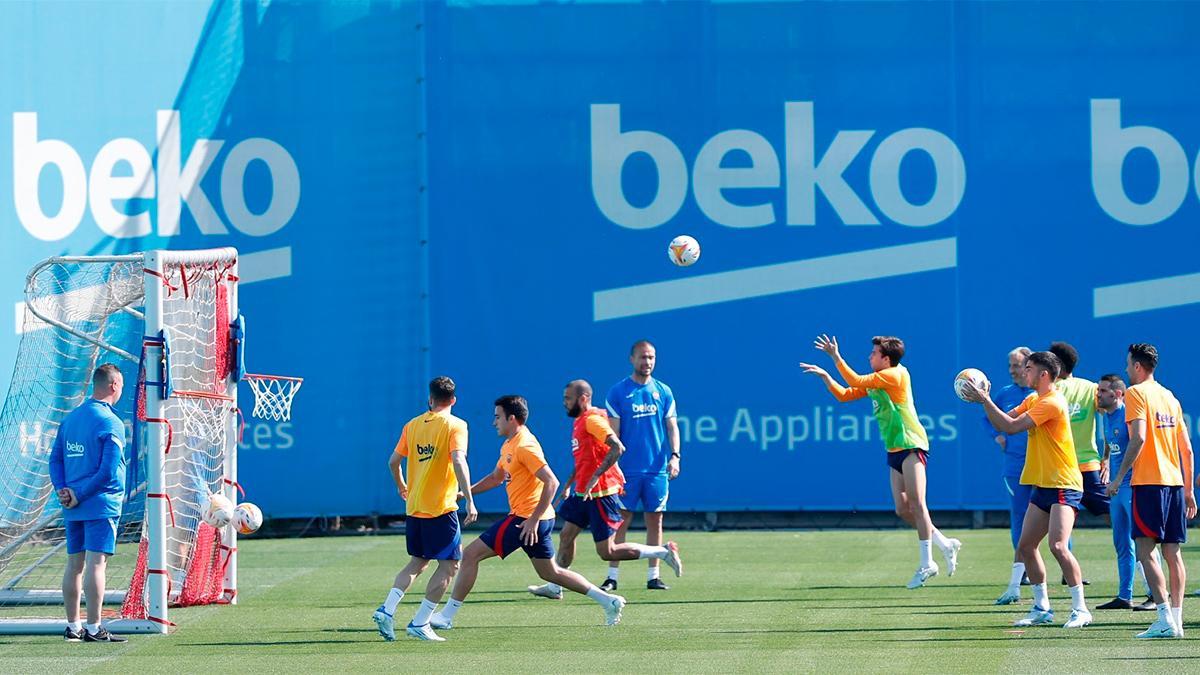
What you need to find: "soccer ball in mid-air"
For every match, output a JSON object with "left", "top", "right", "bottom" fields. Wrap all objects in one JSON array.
[
  {"left": 668, "top": 235, "right": 701, "bottom": 267},
  {"left": 234, "top": 502, "right": 264, "bottom": 535},
  {"left": 953, "top": 368, "right": 990, "bottom": 402},
  {"left": 203, "top": 493, "right": 235, "bottom": 528}
]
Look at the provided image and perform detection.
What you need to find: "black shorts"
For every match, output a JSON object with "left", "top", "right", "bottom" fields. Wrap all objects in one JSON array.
[{"left": 887, "top": 449, "right": 928, "bottom": 474}]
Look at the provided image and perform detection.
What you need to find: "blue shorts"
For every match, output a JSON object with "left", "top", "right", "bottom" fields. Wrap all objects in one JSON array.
[
  {"left": 886, "top": 449, "right": 928, "bottom": 474},
  {"left": 558, "top": 494, "right": 625, "bottom": 542},
  {"left": 1080, "top": 469, "right": 1111, "bottom": 516},
  {"left": 478, "top": 515, "right": 554, "bottom": 559},
  {"left": 406, "top": 511, "right": 462, "bottom": 560},
  {"left": 623, "top": 473, "right": 669, "bottom": 512},
  {"left": 65, "top": 518, "right": 118, "bottom": 556},
  {"left": 1030, "top": 487, "right": 1082, "bottom": 514},
  {"left": 1132, "top": 485, "right": 1187, "bottom": 544}
]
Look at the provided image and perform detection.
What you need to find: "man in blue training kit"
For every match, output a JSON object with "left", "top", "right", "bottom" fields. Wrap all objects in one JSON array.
[
  {"left": 48, "top": 364, "right": 128, "bottom": 643},
  {"left": 1094, "top": 374, "right": 1155, "bottom": 611},
  {"left": 990, "top": 347, "right": 1033, "bottom": 605},
  {"left": 603, "top": 340, "right": 680, "bottom": 591}
]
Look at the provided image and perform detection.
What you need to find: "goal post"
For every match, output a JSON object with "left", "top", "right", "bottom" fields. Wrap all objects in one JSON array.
[{"left": 0, "top": 248, "right": 240, "bottom": 634}]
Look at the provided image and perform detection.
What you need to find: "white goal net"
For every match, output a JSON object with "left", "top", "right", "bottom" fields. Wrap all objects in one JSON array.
[{"left": 0, "top": 248, "right": 240, "bottom": 634}]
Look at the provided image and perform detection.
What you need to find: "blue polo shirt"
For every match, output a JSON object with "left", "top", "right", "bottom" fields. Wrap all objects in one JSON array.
[
  {"left": 48, "top": 399, "right": 127, "bottom": 521},
  {"left": 983, "top": 383, "right": 1033, "bottom": 478},
  {"left": 1099, "top": 403, "right": 1131, "bottom": 488},
  {"left": 605, "top": 376, "right": 676, "bottom": 475}
]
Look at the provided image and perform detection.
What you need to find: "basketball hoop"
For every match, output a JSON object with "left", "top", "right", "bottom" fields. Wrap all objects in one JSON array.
[{"left": 244, "top": 374, "right": 303, "bottom": 421}]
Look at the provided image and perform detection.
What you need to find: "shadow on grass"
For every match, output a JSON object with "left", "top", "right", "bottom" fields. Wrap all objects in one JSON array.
[
  {"left": 1104, "top": 656, "right": 1200, "bottom": 660},
  {"left": 181, "top": 639, "right": 371, "bottom": 646},
  {"left": 800, "top": 584, "right": 1003, "bottom": 590}
]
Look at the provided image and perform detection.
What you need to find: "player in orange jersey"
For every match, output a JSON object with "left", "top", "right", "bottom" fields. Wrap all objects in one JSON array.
[
  {"left": 963, "top": 351, "right": 1091, "bottom": 629},
  {"left": 372, "top": 377, "right": 477, "bottom": 642},
  {"left": 1107, "top": 343, "right": 1196, "bottom": 639},
  {"left": 430, "top": 395, "right": 626, "bottom": 632},
  {"left": 527, "top": 380, "right": 682, "bottom": 600}
]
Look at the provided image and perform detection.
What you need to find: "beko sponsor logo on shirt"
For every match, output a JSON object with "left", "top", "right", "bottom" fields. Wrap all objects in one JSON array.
[
  {"left": 417, "top": 444, "right": 436, "bottom": 462},
  {"left": 631, "top": 402, "right": 659, "bottom": 419},
  {"left": 65, "top": 441, "right": 85, "bottom": 458}
]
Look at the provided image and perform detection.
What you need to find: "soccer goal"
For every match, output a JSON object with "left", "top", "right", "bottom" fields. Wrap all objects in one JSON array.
[{"left": 0, "top": 248, "right": 242, "bottom": 634}]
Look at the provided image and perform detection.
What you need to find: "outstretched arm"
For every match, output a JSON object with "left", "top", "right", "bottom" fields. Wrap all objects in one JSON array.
[
  {"left": 470, "top": 464, "right": 506, "bottom": 496},
  {"left": 799, "top": 363, "right": 868, "bottom": 402},
  {"left": 961, "top": 380, "right": 1033, "bottom": 435}
]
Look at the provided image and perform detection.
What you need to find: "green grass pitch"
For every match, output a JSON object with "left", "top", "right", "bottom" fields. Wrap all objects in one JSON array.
[{"left": 4, "top": 528, "right": 1200, "bottom": 672}]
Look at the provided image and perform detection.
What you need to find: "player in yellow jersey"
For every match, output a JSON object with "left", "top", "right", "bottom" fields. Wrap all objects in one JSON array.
[
  {"left": 372, "top": 377, "right": 477, "bottom": 642},
  {"left": 430, "top": 395, "right": 627, "bottom": 632},
  {"left": 801, "top": 335, "right": 961, "bottom": 589},
  {"left": 1106, "top": 343, "right": 1196, "bottom": 639},
  {"left": 962, "top": 351, "right": 1092, "bottom": 629}
]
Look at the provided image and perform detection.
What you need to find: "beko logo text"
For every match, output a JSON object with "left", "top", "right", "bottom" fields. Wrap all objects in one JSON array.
[
  {"left": 590, "top": 102, "right": 965, "bottom": 230},
  {"left": 1091, "top": 99, "right": 1200, "bottom": 226},
  {"left": 12, "top": 111, "right": 300, "bottom": 241}
]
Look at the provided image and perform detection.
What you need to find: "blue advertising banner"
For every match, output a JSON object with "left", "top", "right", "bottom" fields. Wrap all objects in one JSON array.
[{"left": 2, "top": 1, "right": 1199, "bottom": 516}]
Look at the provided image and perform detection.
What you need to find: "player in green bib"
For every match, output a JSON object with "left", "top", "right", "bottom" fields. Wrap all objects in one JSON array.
[
  {"left": 1048, "top": 342, "right": 1110, "bottom": 518},
  {"left": 801, "top": 334, "right": 961, "bottom": 589}
]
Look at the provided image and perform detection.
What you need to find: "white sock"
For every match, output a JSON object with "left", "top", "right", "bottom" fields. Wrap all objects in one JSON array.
[
  {"left": 440, "top": 598, "right": 463, "bottom": 620},
  {"left": 585, "top": 586, "right": 615, "bottom": 606},
  {"left": 382, "top": 587, "right": 404, "bottom": 615},
  {"left": 68, "top": 620, "right": 82, "bottom": 631},
  {"left": 546, "top": 582, "right": 562, "bottom": 594},
  {"left": 606, "top": 567, "right": 619, "bottom": 581},
  {"left": 1008, "top": 562, "right": 1026, "bottom": 589},
  {"left": 85, "top": 622, "right": 100, "bottom": 635},
  {"left": 918, "top": 540, "right": 933, "bottom": 568},
  {"left": 412, "top": 599, "right": 437, "bottom": 626},
  {"left": 648, "top": 566, "right": 661, "bottom": 581},
  {"left": 1174, "top": 605, "right": 1183, "bottom": 627},
  {"left": 1158, "top": 603, "right": 1171, "bottom": 623},
  {"left": 1032, "top": 583, "right": 1049, "bottom": 610},
  {"left": 1068, "top": 584, "right": 1086, "bottom": 612},
  {"left": 627, "top": 543, "right": 668, "bottom": 560},
  {"left": 931, "top": 528, "right": 952, "bottom": 551}
]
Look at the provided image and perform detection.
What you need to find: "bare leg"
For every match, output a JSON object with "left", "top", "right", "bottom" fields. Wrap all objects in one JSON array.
[
  {"left": 82, "top": 552, "right": 108, "bottom": 626},
  {"left": 1047, "top": 504, "right": 1082, "bottom": 587},
  {"left": 532, "top": 558, "right": 602, "bottom": 595},
  {"left": 644, "top": 512, "right": 664, "bottom": 572},
  {"left": 1162, "top": 543, "right": 1185, "bottom": 610},
  {"left": 423, "top": 559, "right": 459, "bottom": 604},
  {"left": 393, "top": 557, "right": 430, "bottom": 592},
  {"left": 555, "top": 523, "right": 582, "bottom": 570},
  {"left": 900, "top": 454, "right": 933, "bottom": 540},
  {"left": 889, "top": 469, "right": 917, "bottom": 528},
  {"left": 1137, "top": 538, "right": 1168, "bottom": 604},
  {"left": 1017, "top": 505, "right": 1051, "bottom": 585},
  {"left": 608, "top": 509, "right": 634, "bottom": 574},
  {"left": 595, "top": 537, "right": 655, "bottom": 561},
  {"left": 63, "top": 552, "right": 84, "bottom": 624},
  {"left": 449, "top": 539, "right": 496, "bottom": 602}
]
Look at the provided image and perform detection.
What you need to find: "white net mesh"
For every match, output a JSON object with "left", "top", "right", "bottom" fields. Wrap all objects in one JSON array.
[
  {"left": 125, "top": 261, "right": 236, "bottom": 617},
  {"left": 245, "top": 376, "right": 302, "bottom": 422},
  {"left": 0, "top": 258, "right": 145, "bottom": 618},
  {"left": 161, "top": 392, "right": 232, "bottom": 602},
  {"left": 0, "top": 253, "right": 237, "bottom": 628}
]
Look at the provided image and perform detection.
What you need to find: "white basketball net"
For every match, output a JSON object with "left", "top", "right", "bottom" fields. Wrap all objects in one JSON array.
[{"left": 245, "top": 375, "right": 302, "bottom": 422}]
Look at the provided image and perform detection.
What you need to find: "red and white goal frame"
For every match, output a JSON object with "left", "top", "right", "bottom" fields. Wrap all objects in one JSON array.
[{"left": 0, "top": 247, "right": 249, "bottom": 635}]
